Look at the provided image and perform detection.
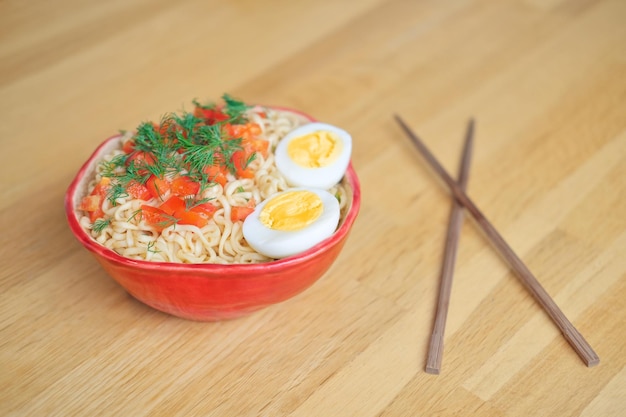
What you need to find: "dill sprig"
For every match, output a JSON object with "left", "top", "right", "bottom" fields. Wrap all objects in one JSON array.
[
  {"left": 128, "top": 209, "right": 142, "bottom": 223},
  {"left": 185, "top": 197, "right": 213, "bottom": 210},
  {"left": 155, "top": 213, "right": 179, "bottom": 230},
  {"left": 92, "top": 218, "right": 111, "bottom": 233},
  {"left": 222, "top": 93, "right": 250, "bottom": 124},
  {"left": 132, "top": 122, "right": 173, "bottom": 178},
  {"left": 93, "top": 94, "right": 254, "bottom": 224},
  {"left": 146, "top": 241, "right": 159, "bottom": 254},
  {"left": 107, "top": 182, "right": 129, "bottom": 205}
]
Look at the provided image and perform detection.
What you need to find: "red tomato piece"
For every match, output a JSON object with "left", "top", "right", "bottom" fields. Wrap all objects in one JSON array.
[
  {"left": 146, "top": 175, "right": 170, "bottom": 201},
  {"left": 170, "top": 176, "right": 200, "bottom": 198},
  {"left": 176, "top": 210, "right": 209, "bottom": 228},
  {"left": 91, "top": 178, "right": 111, "bottom": 199},
  {"left": 126, "top": 181, "right": 152, "bottom": 200},
  {"left": 203, "top": 165, "right": 228, "bottom": 187},
  {"left": 80, "top": 178, "right": 111, "bottom": 221},
  {"left": 225, "top": 123, "right": 261, "bottom": 142},
  {"left": 230, "top": 206, "right": 255, "bottom": 222},
  {"left": 140, "top": 205, "right": 176, "bottom": 231},
  {"left": 159, "top": 196, "right": 186, "bottom": 216},
  {"left": 243, "top": 138, "right": 269, "bottom": 158},
  {"left": 232, "top": 150, "right": 255, "bottom": 179},
  {"left": 155, "top": 119, "right": 182, "bottom": 143},
  {"left": 246, "top": 123, "right": 262, "bottom": 136},
  {"left": 127, "top": 151, "right": 156, "bottom": 167},
  {"left": 79, "top": 195, "right": 101, "bottom": 212},
  {"left": 230, "top": 199, "right": 255, "bottom": 222},
  {"left": 122, "top": 140, "right": 135, "bottom": 154},
  {"left": 194, "top": 106, "right": 229, "bottom": 125},
  {"left": 189, "top": 202, "right": 217, "bottom": 219}
]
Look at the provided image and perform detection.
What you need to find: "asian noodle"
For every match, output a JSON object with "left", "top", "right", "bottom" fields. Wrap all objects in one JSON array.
[{"left": 78, "top": 107, "right": 349, "bottom": 264}]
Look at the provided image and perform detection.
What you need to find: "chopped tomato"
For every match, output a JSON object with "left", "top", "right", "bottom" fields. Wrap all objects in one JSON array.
[
  {"left": 122, "top": 140, "right": 135, "bottom": 154},
  {"left": 224, "top": 123, "right": 243, "bottom": 139},
  {"left": 230, "top": 199, "right": 255, "bottom": 222},
  {"left": 232, "top": 150, "right": 255, "bottom": 179},
  {"left": 154, "top": 119, "right": 182, "bottom": 143},
  {"left": 226, "top": 122, "right": 268, "bottom": 166},
  {"left": 224, "top": 122, "right": 262, "bottom": 142},
  {"left": 156, "top": 197, "right": 215, "bottom": 228},
  {"left": 89, "top": 209, "right": 104, "bottom": 222},
  {"left": 127, "top": 151, "right": 156, "bottom": 167},
  {"left": 246, "top": 123, "right": 262, "bottom": 136},
  {"left": 177, "top": 209, "right": 209, "bottom": 228},
  {"left": 126, "top": 151, "right": 156, "bottom": 175},
  {"left": 140, "top": 205, "right": 176, "bottom": 231},
  {"left": 170, "top": 176, "right": 200, "bottom": 198},
  {"left": 146, "top": 175, "right": 170, "bottom": 201},
  {"left": 189, "top": 202, "right": 217, "bottom": 219},
  {"left": 194, "top": 106, "right": 229, "bottom": 125},
  {"left": 203, "top": 164, "right": 228, "bottom": 187},
  {"left": 79, "top": 195, "right": 101, "bottom": 212},
  {"left": 230, "top": 205, "right": 255, "bottom": 222},
  {"left": 243, "top": 138, "right": 269, "bottom": 158},
  {"left": 91, "top": 177, "right": 112, "bottom": 198},
  {"left": 80, "top": 178, "right": 111, "bottom": 221},
  {"left": 126, "top": 180, "right": 152, "bottom": 200},
  {"left": 159, "top": 196, "right": 186, "bottom": 216}
]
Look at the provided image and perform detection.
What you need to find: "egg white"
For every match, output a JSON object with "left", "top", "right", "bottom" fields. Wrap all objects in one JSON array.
[
  {"left": 242, "top": 187, "right": 341, "bottom": 259},
  {"left": 275, "top": 122, "right": 352, "bottom": 190}
]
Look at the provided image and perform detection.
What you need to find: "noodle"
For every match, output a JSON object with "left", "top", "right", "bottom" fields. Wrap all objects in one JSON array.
[{"left": 79, "top": 106, "right": 349, "bottom": 264}]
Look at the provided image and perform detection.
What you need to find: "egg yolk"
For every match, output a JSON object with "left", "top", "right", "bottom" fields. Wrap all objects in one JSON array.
[
  {"left": 259, "top": 191, "right": 323, "bottom": 231},
  {"left": 287, "top": 131, "right": 343, "bottom": 168}
]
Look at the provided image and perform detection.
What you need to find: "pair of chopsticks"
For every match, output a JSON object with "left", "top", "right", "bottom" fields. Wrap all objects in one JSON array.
[{"left": 394, "top": 115, "right": 600, "bottom": 374}]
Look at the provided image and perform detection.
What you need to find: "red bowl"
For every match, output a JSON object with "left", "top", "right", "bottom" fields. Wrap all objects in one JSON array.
[{"left": 65, "top": 108, "right": 361, "bottom": 321}]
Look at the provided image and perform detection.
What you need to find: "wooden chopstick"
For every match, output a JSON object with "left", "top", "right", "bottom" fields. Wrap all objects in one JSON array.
[
  {"left": 425, "top": 118, "right": 475, "bottom": 375},
  {"left": 394, "top": 114, "right": 600, "bottom": 368}
]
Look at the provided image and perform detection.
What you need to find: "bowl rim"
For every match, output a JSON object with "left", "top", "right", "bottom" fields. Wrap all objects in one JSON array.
[{"left": 65, "top": 106, "right": 361, "bottom": 274}]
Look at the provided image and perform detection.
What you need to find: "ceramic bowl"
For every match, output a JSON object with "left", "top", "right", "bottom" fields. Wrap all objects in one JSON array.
[{"left": 65, "top": 108, "right": 360, "bottom": 321}]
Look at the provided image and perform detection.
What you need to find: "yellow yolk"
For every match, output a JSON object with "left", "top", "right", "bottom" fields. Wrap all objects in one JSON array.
[
  {"left": 259, "top": 190, "right": 323, "bottom": 231},
  {"left": 287, "top": 131, "right": 343, "bottom": 168}
]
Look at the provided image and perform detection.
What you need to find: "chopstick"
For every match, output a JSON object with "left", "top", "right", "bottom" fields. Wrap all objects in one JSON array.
[
  {"left": 425, "top": 119, "right": 474, "bottom": 375},
  {"left": 394, "top": 115, "right": 600, "bottom": 368}
]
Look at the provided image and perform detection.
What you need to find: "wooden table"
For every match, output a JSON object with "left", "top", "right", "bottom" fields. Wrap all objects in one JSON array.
[{"left": 2, "top": 0, "right": 625, "bottom": 415}]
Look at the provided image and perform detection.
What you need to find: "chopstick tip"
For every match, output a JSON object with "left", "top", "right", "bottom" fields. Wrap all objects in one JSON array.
[{"left": 425, "top": 366, "right": 441, "bottom": 375}]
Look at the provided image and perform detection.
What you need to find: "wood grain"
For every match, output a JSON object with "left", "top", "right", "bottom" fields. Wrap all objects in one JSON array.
[{"left": 1, "top": 0, "right": 625, "bottom": 415}]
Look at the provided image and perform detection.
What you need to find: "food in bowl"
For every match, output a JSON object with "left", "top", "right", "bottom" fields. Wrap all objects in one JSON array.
[
  {"left": 73, "top": 94, "right": 353, "bottom": 264},
  {"left": 65, "top": 95, "right": 360, "bottom": 320}
]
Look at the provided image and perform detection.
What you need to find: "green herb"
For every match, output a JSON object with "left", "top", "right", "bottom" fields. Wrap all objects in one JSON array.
[
  {"left": 128, "top": 209, "right": 142, "bottom": 223},
  {"left": 107, "top": 182, "right": 129, "bottom": 206},
  {"left": 156, "top": 213, "right": 179, "bottom": 230},
  {"left": 93, "top": 94, "right": 256, "bottom": 224},
  {"left": 92, "top": 218, "right": 111, "bottom": 233},
  {"left": 185, "top": 197, "right": 213, "bottom": 210},
  {"left": 222, "top": 93, "right": 250, "bottom": 124},
  {"left": 244, "top": 152, "right": 257, "bottom": 169},
  {"left": 146, "top": 241, "right": 159, "bottom": 254}
]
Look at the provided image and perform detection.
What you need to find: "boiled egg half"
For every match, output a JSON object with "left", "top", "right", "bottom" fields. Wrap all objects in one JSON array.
[
  {"left": 242, "top": 187, "right": 340, "bottom": 259},
  {"left": 275, "top": 122, "right": 352, "bottom": 189}
]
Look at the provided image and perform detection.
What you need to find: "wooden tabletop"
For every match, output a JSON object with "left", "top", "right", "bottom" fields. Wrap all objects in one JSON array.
[{"left": 2, "top": 0, "right": 625, "bottom": 415}]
